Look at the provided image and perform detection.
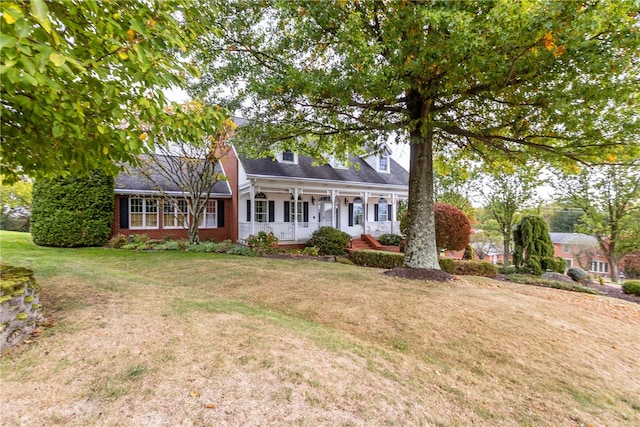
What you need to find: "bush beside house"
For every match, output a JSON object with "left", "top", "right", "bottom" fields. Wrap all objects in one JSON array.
[
  {"left": 306, "top": 227, "right": 351, "bottom": 255},
  {"left": 31, "top": 171, "right": 114, "bottom": 247}
]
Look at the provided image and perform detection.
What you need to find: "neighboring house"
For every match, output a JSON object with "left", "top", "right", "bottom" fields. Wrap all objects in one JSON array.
[
  {"left": 237, "top": 147, "right": 409, "bottom": 244},
  {"left": 440, "top": 242, "right": 504, "bottom": 264},
  {"left": 550, "top": 232, "right": 611, "bottom": 278},
  {"left": 111, "top": 142, "right": 409, "bottom": 245},
  {"left": 111, "top": 154, "right": 236, "bottom": 242}
]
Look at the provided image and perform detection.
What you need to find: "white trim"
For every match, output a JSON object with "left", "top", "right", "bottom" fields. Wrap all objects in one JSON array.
[
  {"left": 377, "top": 154, "right": 390, "bottom": 173},
  {"left": 277, "top": 149, "right": 298, "bottom": 164},
  {"left": 115, "top": 189, "right": 231, "bottom": 198},
  {"left": 129, "top": 197, "right": 159, "bottom": 230},
  {"left": 243, "top": 174, "right": 408, "bottom": 191},
  {"left": 198, "top": 199, "right": 218, "bottom": 229},
  {"left": 162, "top": 199, "right": 189, "bottom": 229},
  {"left": 217, "top": 161, "right": 233, "bottom": 199}
]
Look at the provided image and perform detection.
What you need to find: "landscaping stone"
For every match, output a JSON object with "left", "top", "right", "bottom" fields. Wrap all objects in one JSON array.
[{"left": 0, "top": 264, "right": 43, "bottom": 351}]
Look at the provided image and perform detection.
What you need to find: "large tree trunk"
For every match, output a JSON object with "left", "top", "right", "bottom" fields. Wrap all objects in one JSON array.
[
  {"left": 503, "top": 237, "right": 510, "bottom": 267},
  {"left": 608, "top": 254, "right": 619, "bottom": 283},
  {"left": 403, "top": 128, "right": 440, "bottom": 270}
]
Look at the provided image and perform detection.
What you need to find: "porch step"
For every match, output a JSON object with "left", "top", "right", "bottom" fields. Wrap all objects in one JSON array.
[
  {"left": 350, "top": 238, "right": 373, "bottom": 250},
  {"left": 348, "top": 234, "right": 402, "bottom": 253}
]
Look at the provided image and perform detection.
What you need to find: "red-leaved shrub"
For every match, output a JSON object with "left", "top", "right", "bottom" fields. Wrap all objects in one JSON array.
[{"left": 434, "top": 203, "right": 471, "bottom": 251}]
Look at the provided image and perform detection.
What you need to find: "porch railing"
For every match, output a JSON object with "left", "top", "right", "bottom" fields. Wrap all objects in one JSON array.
[
  {"left": 239, "top": 220, "right": 402, "bottom": 242},
  {"left": 239, "top": 222, "right": 321, "bottom": 242}
]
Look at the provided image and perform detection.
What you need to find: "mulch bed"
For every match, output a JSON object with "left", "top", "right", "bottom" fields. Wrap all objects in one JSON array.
[
  {"left": 383, "top": 267, "right": 453, "bottom": 282},
  {"left": 583, "top": 281, "right": 640, "bottom": 304}
]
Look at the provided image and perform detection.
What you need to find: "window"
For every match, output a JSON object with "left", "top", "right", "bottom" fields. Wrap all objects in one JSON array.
[
  {"left": 353, "top": 197, "right": 363, "bottom": 225},
  {"left": 282, "top": 149, "right": 295, "bottom": 162},
  {"left": 130, "top": 198, "right": 158, "bottom": 229},
  {"left": 163, "top": 199, "right": 188, "bottom": 228},
  {"left": 377, "top": 198, "right": 388, "bottom": 221},
  {"left": 563, "top": 244, "right": 570, "bottom": 253},
  {"left": 290, "top": 196, "right": 303, "bottom": 223},
  {"left": 255, "top": 192, "right": 268, "bottom": 223},
  {"left": 199, "top": 200, "right": 217, "bottom": 228},
  {"left": 378, "top": 155, "right": 389, "bottom": 172},
  {"left": 590, "top": 261, "right": 609, "bottom": 273},
  {"left": 565, "top": 259, "right": 572, "bottom": 269}
]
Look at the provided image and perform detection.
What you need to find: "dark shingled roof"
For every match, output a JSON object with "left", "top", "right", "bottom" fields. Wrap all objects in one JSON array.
[
  {"left": 115, "top": 155, "right": 231, "bottom": 196},
  {"left": 240, "top": 154, "right": 409, "bottom": 187}
]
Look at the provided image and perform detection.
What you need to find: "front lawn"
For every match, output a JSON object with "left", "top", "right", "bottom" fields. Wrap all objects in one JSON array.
[{"left": 1, "top": 231, "right": 639, "bottom": 426}]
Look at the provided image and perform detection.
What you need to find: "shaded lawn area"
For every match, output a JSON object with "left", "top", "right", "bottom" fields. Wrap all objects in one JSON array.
[{"left": 1, "top": 231, "right": 639, "bottom": 426}]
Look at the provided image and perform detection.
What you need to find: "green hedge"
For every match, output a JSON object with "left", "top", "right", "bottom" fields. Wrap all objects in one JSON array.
[
  {"left": 350, "top": 250, "right": 404, "bottom": 269},
  {"left": 31, "top": 171, "right": 114, "bottom": 247},
  {"left": 439, "top": 258, "right": 497, "bottom": 277},
  {"left": 622, "top": 280, "right": 640, "bottom": 296},
  {"left": 349, "top": 251, "right": 497, "bottom": 277}
]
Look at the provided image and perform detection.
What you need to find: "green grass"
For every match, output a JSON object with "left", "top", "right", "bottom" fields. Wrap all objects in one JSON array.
[{"left": 1, "top": 231, "right": 640, "bottom": 426}]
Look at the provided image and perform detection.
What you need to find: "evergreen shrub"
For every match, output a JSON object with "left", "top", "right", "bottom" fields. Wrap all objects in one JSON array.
[
  {"left": 378, "top": 234, "right": 403, "bottom": 246},
  {"left": 452, "top": 260, "right": 498, "bottom": 277},
  {"left": 622, "top": 280, "right": 640, "bottom": 296},
  {"left": 513, "top": 215, "right": 555, "bottom": 275},
  {"left": 350, "top": 250, "right": 404, "bottom": 269},
  {"left": 31, "top": 171, "right": 114, "bottom": 247},
  {"left": 307, "top": 226, "right": 350, "bottom": 255},
  {"left": 438, "top": 257, "right": 455, "bottom": 274}
]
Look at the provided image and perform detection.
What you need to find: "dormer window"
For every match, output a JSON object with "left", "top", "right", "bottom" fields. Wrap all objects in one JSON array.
[
  {"left": 282, "top": 149, "right": 295, "bottom": 162},
  {"left": 378, "top": 154, "right": 389, "bottom": 172},
  {"left": 329, "top": 156, "right": 348, "bottom": 169}
]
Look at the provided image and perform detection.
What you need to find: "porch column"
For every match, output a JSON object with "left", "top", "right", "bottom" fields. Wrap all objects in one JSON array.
[
  {"left": 250, "top": 183, "right": 255, "bottom": 235},
  {"left": 293, "top": 187, "right": 299, "bottom": 241},
  {"left": 363, "top": 190, "right": 369, "bottom": 235},
  {"left": 330, "top": 189, "right": 336, "bottom": 228},
  {"left": 391, "top": 193, "right": 397, "bottom": 234}
]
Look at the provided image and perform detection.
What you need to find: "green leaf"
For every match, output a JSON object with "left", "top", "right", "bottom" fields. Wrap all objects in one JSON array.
[
  {"left": 52, "top": 123, "right": 64, "bottom": 138},
  {"left": 49, "top": 52, "right": 66, "bottom": 67},
  {"left": 30, "top": 0, "right": 52, "bottom": 33},
  {"left": 0, "top": 34, "right": 16, "bottom": 50}
]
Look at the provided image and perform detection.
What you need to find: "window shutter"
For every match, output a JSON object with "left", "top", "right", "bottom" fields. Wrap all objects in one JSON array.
[
  {"left": 348, "top": 203, "right": 354, "bottom": 227},
  {"left": 119, "top": 196, "right": 129, "bottom": 229},
  {"left": 374, "top": 204, "right": 379, "bottom": 222},
  {"left": 268, "top": 200, "right": 275, "bottom": 222},
  {"left": 217, "top": 200, "right": 225, "bottom": 228},
  {"left": 303, "top": 202, "right": 309, "bottom": 223},
  {"left": 284, "top": 201, "right": 290, "bottom": 222},
  {"left": 388, "top": 204, "right": 393, "bottom": 221},
  {"left": 246, "top": 200, "right": 251, "bottom": 222}
]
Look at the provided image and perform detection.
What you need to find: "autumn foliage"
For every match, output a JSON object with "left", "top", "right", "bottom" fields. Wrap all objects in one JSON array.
[
  {"left": 434, "top": 203, "right": 471, "bottom": 251},
  {"left": 620, "top": 250, "right": 640, "bottom": 279}
]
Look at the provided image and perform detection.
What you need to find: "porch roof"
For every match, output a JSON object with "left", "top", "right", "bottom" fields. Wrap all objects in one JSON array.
[{"left": 240, "top": 154, "right": 409, "bottom": 187}]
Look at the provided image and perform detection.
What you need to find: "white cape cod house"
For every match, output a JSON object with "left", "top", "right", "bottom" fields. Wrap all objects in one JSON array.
[{"left": 236, "top": 148, "right": 409, "bottom": 244}]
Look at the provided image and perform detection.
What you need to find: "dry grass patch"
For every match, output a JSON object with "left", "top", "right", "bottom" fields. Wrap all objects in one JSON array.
[{"left": 1, "top": 231, "right": 639, "bottom": 426}]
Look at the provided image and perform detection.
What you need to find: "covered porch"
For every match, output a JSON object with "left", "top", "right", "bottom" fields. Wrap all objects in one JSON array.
[{"left": 238, "top": 180, "right": 406, "bottom": 244}]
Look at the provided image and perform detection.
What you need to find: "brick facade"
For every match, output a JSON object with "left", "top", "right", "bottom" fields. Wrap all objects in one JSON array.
[
  {"left": 111, "top": 196, "right": 234, "bottom": 242},
  {"left": 110, "top": 145, "right": 240, "bottom": 243}
]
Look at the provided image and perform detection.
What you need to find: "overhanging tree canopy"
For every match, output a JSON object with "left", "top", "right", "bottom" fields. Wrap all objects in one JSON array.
[
  {"left": 192, "top": 0, "right": 640, "bottom": 269},
  {"left": 1, "top": 0, "right": 221, "bottom": 182}
]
